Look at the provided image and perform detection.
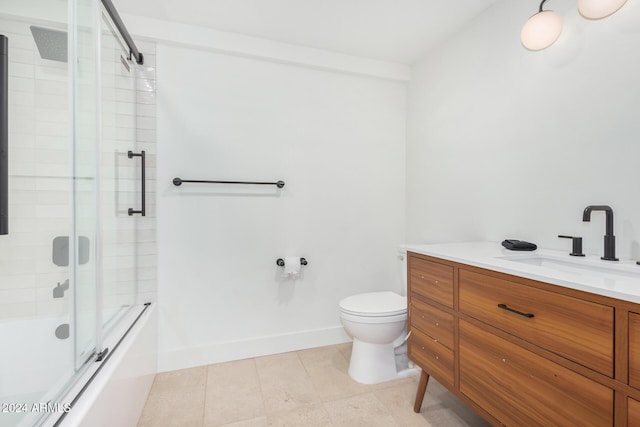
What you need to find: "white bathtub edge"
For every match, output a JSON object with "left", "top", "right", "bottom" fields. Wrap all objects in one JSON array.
[{"left": 56, "top": 304, "right": 157, "bottom": 427}]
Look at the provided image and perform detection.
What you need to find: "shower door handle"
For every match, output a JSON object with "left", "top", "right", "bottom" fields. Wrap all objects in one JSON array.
[{"left": 127, "top": 150, "right": 145, "bottom": 216}]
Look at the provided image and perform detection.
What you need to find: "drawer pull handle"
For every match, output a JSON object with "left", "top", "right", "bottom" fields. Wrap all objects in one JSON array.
[{"left": 497, "top": 303, "right": 534, "bottom": 318}]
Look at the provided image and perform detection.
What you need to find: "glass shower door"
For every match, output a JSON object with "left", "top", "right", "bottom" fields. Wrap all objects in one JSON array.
[
  {"left": 0, "top": 0, "right": 145, "bottom": 424},
  {"left": 73, "top": 0, "right": 99, "bottom": 369},
  {"left": 98, "top": 10, "right": 138, "bottom": 337},
  {"left": 0, "top": 0, "right": 99, "bottom": 425}
]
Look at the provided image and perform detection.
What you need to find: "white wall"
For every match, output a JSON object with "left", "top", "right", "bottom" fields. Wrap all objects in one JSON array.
[
  {"left": 121, "top": 13, "right": 410, "bottom": 82},
  {"left": 156, "top": 44, "right": 406, "bottom": 371},
  {"left": 406, "top": 1, "right": 640, "bottom": 260}
]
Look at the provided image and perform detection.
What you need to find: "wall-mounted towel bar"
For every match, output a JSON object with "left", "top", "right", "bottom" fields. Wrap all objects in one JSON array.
[{"left": 173, "top": 178, "right": 285, "bottom": 188}]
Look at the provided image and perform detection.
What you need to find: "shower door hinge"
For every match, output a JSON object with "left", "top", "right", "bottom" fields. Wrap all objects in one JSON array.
[{"left": 96, "top": 348, "right": 109, "bottom": 362}]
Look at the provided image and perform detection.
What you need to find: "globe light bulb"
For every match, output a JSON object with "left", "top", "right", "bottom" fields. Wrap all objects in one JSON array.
[
  {"left": 521, "top": 10, "right": 563, "bottom": 51},
  {"left": 578, "top": 0, "right": 627, "bottom": 19}
]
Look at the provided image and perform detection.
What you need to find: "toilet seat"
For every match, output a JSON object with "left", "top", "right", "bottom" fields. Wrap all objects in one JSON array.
[
  {"left": 339, "top": 291, "right": 406, "bottom": 317},
  {"left": 340, "top": 311, "right": 406, "bottom": 324}
]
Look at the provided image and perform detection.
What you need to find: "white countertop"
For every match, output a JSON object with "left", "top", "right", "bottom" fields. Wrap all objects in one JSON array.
[{"left": 405, "top": 241, "right": 640, "bottom": 305}]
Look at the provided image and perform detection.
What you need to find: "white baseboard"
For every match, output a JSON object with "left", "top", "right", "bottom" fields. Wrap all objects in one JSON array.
[{"left": 158, "top": 326, "right": 351, "bottom": 372}]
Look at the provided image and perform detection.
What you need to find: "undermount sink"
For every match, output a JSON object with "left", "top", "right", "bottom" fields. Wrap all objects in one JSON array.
[{"left": 498, "top": 254, "right": 640, "bottom": 282}]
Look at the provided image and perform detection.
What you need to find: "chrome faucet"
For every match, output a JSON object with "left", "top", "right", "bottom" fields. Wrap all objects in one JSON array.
[{"left": 582, "top": 205, "right": 618, "bottom": 261}]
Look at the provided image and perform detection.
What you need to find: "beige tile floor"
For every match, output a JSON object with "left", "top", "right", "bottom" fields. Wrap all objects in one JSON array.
[{"left": 137, "top": 343, "right": 491, "bottom": 427}]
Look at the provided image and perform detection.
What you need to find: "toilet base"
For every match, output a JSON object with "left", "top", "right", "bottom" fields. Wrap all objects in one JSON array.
[{"left": 348, "top": 339, "right": 402, "bottom": 384}]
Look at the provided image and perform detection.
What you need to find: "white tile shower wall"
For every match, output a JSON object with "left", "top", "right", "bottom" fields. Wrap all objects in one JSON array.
[
  {"left": 99, "top": 30, "right": 158, "bottom": 318},
  {"left": 406, "top": 1, "right": 640, "bottom": 258},
  {"left": 0, "top": 16, "right": 158, "bottom": 321},
  {"left": 0, "top": 16, "right": 72, "bottom": 321},
  {"left": 133, "top": 40, "right": 157, "bottom": 305},
  {"left": 101, "top": 24, "right": 137, "bottom": 319},
  {"left": 157, "top": 43, "right": 406, "bottom": 371}
]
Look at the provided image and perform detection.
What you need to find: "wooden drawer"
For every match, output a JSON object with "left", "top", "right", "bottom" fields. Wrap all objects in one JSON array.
[
  {"left": 409, "top": 327, "right": 454, "bottom": 387},
  {"left": 459, "top": 269, "right": 614, "bottom": 377},
  {"left": 411, "top": 298, "right": 454, "bottom": 350},
  {"left": 459, "top": 320, "right": 613, "bottom": 427},
  {"left": 630, "top": 312, "right": 640, "bottom": 389},
  {"left": 409, "top": 255, "right": 454, "bottom": 308},
  {"left": 629, "top": 397, "right": 640, "bottom": 427}
]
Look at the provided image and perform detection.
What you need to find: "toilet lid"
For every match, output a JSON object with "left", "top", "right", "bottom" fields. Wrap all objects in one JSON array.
[{"left": 339, "top": 291, "right": 407, "bottom": 317}]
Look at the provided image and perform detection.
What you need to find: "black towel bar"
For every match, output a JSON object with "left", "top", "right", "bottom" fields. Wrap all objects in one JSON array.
[{"left": 173, "top": 178, "right": 285, "bottom": 188}]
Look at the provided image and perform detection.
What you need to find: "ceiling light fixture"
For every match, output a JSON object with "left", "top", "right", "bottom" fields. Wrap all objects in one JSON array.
[
  {"left": 578, "top": 0, "right": 627, "bottom": 19},
  {"left": 522, "top": 0, "right": 628, "bottom": 51},
  {"left": 521, "top": 0, "right": 563, "bottom": 51}
]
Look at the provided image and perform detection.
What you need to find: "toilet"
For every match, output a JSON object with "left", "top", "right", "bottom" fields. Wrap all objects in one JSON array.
[{"left": 338, "top": 250, "right": 411, "bottom": 384}]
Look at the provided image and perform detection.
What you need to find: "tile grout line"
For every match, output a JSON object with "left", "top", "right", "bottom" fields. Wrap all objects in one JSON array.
[
  {"left": 202, "top": 365, "right": 209, "bottom": 426},
  {"left": 251, "top": 357, "right": 268, "bottom": 423},
  {"left": 294, "top": 349, "right": 336, "bottom": 426},
  {"left": 295, "top": 348, "right": 313, "bottom": 378},
  {"left": 299, "top": 348, "right": 337, "bottom": 424}
]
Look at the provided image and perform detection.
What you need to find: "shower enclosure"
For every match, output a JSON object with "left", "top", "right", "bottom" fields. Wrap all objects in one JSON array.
[{"left": 0, "top": 1, "right": 154, "bottom": 425}]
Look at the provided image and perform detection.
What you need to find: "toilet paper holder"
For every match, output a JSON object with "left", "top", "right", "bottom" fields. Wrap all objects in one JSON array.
[{"left": 276, "top": 258, "right": 308, "bottom": 267}]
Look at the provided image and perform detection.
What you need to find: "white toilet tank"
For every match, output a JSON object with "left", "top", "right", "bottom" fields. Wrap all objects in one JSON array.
[{"left": 398, "top": 249, "right": 407, "bottom": 296}]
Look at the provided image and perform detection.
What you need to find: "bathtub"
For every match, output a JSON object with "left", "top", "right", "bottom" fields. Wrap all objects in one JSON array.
[
  {"left": 0, "top": 316, "right": 74, "bottom": 427},
  {"left": 53, "top": 304, "right": 157, "bottom": 427},
  {"left": 0, "top": 304, "right": 157, "bottom": 427}
]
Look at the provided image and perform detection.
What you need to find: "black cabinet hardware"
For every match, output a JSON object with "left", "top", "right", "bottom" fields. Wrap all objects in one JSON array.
[{"left": 497, "top": 303, "right": 534, "bottom": 318}]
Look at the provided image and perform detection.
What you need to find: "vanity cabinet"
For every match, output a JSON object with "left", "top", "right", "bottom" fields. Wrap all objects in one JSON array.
[
  {"left": 409, "top": 257, "right": 453, "bottom": 308},
  {"left": 629, "top": 397, "right": 640, "bottom": 426},
  {"left": 459, "top": 269, "right": 614, "bottom": 377},
  {"left": 409, "top": 327, "right": 454, "bottom": 387},
  {"left": 459, "top": 320, "right": 613, "bottom": 426},
  {"left": 630, "top": 313, "right": 640, "bottom": 389},
  {"left": 407, "top": 257, "right": 455, "bottom": 393},
  {"left": 411, "top": 298, "right": 454, "bottom": 350},
  {"left": 407, "top": 251, "right": 632, "bottom": 427}
]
